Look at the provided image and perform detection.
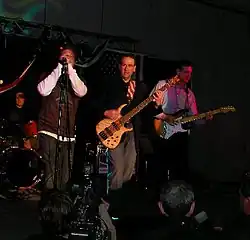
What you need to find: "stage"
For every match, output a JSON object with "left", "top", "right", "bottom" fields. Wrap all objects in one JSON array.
[{"left": 0, "top": 179, "right": 241, "bottom": 240}]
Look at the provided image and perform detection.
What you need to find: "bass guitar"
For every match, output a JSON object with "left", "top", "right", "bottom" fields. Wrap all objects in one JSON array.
[
  {"left": 154, "top": 106, "right": 236, "bottom": 139},
  {"left": 96, "top": 76, "right": 180, "bottom": 149}
]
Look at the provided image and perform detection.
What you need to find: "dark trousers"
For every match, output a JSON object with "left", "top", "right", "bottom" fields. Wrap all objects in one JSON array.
[
  {"left": 147, "top": 132, "right": 189, "bottom": 194},
  {"left": 38, "top": 133, "right": 75, "bottom": 191}
]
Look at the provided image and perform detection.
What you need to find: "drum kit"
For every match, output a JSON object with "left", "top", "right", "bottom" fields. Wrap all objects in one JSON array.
[
  {"left": 0, "top": 118, "right": 43, "bottom": 199},
  {"left": 0, "top": 116, "right": 112, "bottom": 199}
]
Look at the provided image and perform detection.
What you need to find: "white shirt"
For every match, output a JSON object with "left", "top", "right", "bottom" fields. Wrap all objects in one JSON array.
[{"left": 37, "top": 63, "right": 87, "bottom": 97}]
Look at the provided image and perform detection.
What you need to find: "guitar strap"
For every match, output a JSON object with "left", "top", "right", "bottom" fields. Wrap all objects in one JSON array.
[
  {"left": 174, "top": 85, "right": 189, "bottom": 116},
  {"left": 184, "top": 86, "right": 192, "bottom": 135},
  {"left": 184, "top": 86, "right": 189, "bottom": 117}
]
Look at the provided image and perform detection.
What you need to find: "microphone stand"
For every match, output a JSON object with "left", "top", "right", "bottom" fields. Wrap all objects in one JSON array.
[{"left": 54, "top": 60, "right": 71, "bottom": 190}]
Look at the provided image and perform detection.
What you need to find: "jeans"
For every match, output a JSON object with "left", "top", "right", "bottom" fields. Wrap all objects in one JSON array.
[
  {"left": 38, "top": 133, "right": 75, "bottom": 191},
  {"left": 109, "top": 131, "right": 137, "bottom": 190}
]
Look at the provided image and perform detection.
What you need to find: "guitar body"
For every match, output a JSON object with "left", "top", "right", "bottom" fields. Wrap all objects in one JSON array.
[
  {"left": 154, "top": 119, "right": 164, "bottom": 136},
  {"left": 96, "top": 104, "right": 133, "bottom": 149},
  {"left": 154, "top": 106, "right": 236, "bottom": 139},
  {"left": 154, "top": 119, "right": 187, "bottom": 139},
  {"left": 154, "top": 109, "right": 188, "bottom": 139},
  {"left": 95, "top": 76, "right": 182, "bottom": 149},
  {"left": 162, "top": 122, "right": 187, "bottom": 139}
]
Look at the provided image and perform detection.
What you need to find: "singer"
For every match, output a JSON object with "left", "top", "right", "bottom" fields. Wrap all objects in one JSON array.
[{"left": 37, "top": 44, "right": 87, "bottom": 191}]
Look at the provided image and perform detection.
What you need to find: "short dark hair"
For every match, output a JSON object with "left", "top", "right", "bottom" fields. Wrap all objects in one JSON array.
[
  {"left": 160, "top": 181, "right": 194, "bottom": 217},
  {"left": 177, "top": 60, "right": 193, "bottom": 70},
  {"left": 60, "top": 43, "right": 78, "bottom": 58},
  {"left": 120, "top": 54, "right": 136, "bottom": 65},
  {"left": 16, "top": 92, "right": 25, "bottom": 99},
  {"left": 39, "top": 190, "right": 73, "bottom": 235}
]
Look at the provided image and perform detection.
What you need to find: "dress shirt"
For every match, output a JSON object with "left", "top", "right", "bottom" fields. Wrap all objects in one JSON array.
[{"left": 151, "top": 80, "right": 198, "bottom": 119}]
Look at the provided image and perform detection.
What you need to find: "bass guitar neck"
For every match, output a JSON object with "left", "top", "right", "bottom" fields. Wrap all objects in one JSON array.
[{"left": 96, "top": 76, "right": 181, "bottom": 149}]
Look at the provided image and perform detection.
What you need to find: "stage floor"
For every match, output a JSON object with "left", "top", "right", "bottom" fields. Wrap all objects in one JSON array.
[{"left": 0, "top": 180, "right": 241, "bottom": 240}]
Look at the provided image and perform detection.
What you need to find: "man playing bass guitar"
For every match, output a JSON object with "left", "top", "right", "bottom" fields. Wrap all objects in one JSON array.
[{"left": 98, "top": 55, "right": 163, "bottom": 194}]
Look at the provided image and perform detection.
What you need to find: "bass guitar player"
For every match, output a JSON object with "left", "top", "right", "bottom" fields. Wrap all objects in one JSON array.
[{"left": 97, "top": 54, "right": 163, "bottom": 196}]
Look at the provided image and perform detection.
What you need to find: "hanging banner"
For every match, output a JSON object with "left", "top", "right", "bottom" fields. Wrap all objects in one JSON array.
[{"left": 0, "top": 58, "right": 35, "bottom": 94}]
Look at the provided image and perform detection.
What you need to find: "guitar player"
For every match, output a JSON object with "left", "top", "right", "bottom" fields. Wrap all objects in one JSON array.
[
  {"left": 98, "top": 55, "right": 163, "bottom": 197},
  {"left": 149, "top": 61, "right": 212, "bottom": 193}
]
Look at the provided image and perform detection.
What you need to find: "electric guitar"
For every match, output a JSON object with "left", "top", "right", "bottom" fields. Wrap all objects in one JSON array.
[
  {"left": 154, "top": 106, "right": 236, "bottom": 139},
  {"left": 96, "top": 76, "right": 180, "bottom": 149}
]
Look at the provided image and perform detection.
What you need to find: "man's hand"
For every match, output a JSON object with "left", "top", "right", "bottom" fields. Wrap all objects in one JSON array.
[
  {"left": 104, "top": 109, "right": 121, "bottom": 120},
  {"left": 165, "top": 115, "right": 177, "bottom": 125},
  {"left": 101, "top": 198, "right": 110, "bottom": 210},
  {"left": 24, "top": 139, "right": 32, "bottom": 149},
  {"left": 160, "top": 113, "right": 177, "bottom": 125},
  {"left": 153, "top": 90, "right": 164, "bottom": 107}
]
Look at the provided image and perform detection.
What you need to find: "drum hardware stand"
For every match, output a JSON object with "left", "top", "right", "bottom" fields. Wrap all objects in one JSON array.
[
  {"left": 0, "top": 173, "right": 44, "bottom": 200},
  {"left": 68, "top": 143, "right": 110, "bottom": 240},
  {"left": 18, "top": 173, "right": 44, "bottom": 191},
  {"left": 96, "top": 143, "right": 110, "bottom": 195}
]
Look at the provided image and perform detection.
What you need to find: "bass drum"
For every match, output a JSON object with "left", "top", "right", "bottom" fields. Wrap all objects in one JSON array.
[{"left": 0, "top": 147, "right": 43, "bottom": 189}]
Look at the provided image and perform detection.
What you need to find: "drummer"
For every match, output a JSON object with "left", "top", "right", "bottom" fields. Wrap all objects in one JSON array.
[
  {"left": 5, "top": 92, "right": 33, "bottom": 148},
  {"left": 8, "top": 92, "right": 25, "bottom": 124}
]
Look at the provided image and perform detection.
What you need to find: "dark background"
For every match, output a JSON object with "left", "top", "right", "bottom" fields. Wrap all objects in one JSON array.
[{"left": 0, "top": 0, "right": 250, "bottom": 182}]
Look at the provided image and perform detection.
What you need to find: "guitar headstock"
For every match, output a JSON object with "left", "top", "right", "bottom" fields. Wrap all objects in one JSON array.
[
  {"left": 219, "top": 106, "right": 236, "bottom": 113},
  {"left": 159, "top": 75, "right": 180, "bottom": 91}
]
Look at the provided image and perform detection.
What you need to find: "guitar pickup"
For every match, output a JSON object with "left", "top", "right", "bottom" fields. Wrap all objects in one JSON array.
[
  {"left": 99, "top": 131, "right": 108, "bottom": 140},
  {"left": 111, "top": 122, "right": 120, "bottom": 131}
]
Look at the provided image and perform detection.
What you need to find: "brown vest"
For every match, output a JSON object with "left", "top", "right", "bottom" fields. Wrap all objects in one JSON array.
[{"left": 38, "top": 83, "right": 80, "bottom": 137}]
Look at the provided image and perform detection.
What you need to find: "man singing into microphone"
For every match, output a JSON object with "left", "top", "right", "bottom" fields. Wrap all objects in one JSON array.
[{"left": 37, "top": 44, "right": 87, "bottom": 191}]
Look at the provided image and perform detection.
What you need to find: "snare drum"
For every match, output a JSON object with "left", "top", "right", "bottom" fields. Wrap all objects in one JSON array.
[{"left": 0, "top": 147, "right": 43, "bottom": 189}]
